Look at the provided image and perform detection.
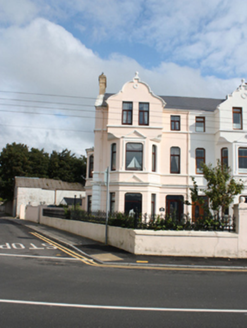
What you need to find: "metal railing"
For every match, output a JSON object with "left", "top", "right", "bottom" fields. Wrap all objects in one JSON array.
[{"left": 42, "top": 208, "right": 236, "bottom": 232}]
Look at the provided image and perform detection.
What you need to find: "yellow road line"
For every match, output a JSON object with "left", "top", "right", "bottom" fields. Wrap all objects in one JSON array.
[
  {"left": 30, "top": 232, "right": 96, "bottom": 266},
  {"left": 30, "top": 232, "right": 247, "bottom": 273}
]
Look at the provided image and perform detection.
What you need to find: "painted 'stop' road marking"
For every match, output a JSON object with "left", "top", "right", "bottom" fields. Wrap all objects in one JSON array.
[
  {"left": 0, "top": 253, "right": 79, "bottom": 260},
  {"left": 0, "top": 299, "right": 247, "bottom": 313}
]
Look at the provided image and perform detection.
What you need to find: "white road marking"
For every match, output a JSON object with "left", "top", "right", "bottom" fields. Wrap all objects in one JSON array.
[
  {"left": 0, "top": 243, "right": 57, "bottom": 250},
  {"left": 0, "top": 299, "right": 247, "bottom": 313},
  {"left": 0, "top": 253, "right": 79, "bottom": 260}
]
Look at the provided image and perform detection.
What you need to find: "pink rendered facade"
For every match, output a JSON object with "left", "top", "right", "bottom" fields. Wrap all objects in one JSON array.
[{"left": 85, "top": 73, "right": 247, "bottom": 219}]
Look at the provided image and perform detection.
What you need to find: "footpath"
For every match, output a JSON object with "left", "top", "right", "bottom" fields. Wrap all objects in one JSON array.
[{"left": 3, "top": 214, "right": 247, "bottom": 270}]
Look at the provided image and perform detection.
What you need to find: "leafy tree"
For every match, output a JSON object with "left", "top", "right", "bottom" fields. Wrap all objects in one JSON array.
[
  {"left": 48, "top": 149, "right": 86, "bottom": 184},
  {"left": 0, "top": 144, "right": 86, "bottom": 201},
  {"left": 0, "top": 143, "right": 31, "bottom": 200},
  {"left": 28, "top": 148, "right": 49, "bottom": 178},
  {"left": 189, "top": 160, "right": 244, "bottom": 217}
]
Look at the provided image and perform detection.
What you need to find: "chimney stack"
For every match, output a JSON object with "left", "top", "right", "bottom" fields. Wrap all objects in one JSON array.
[{"left": 99, "top": 73, "right": 107, "bottom": 95}]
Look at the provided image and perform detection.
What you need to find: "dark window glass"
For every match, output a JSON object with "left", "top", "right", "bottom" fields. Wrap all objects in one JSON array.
[
  {"left": 221, "top": 148, "right": 228, "bottom": 167},
  {"left": 110, "top": 192, "right": 115, "bottom": 213},
  {"left": 151, "top": 194, "right": 156, "bottom": 218},
  {"left": 139, "top": 103, "right": 149, "bottom": 125},
  {"left": 111, "top": 143, "right": 116, "bottom": 171},
  {"left": 239, "top": 147, "right": 247, "bottom": 172},
  {"left": 171, "top": 116, "right": 180, "bottom": 130},
  {"left": 196, "top": 117, "right": 205, "bottom": 132},
  {"left": 125, "top": 193, "right": 142, "bottom": 214},
  {"left": 126, "top": 143, "right": 143, "bottom": 170},
  {"left": 196, "top": 148, "right": 205, "bottom": 174},
  {"left": 233, "top": 107, "right": 242, "bottom": 129},
  {"left": 88, "top": 155, "right": 94, "bottom": 178},
  {"left": 122, "top": 102, "right": 133, "bottom": 125},
  {"left": 170, "top": 147, "right": 180, "bottom": 173},
  {"left": 87, "top": 195, "right": 92, "bottom": 213},
  {"left": 152, "top": 145, "right": 157, "bottom": 172}
]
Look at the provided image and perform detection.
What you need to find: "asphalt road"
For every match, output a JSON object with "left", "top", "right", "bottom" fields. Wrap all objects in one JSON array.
[{"left": 1, "top": 217, "right": 247, "bottom": 328}]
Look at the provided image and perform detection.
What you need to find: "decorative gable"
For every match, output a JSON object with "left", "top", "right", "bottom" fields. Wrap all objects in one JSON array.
[{"left": 122, "top": 130, "right": 146, "bottom": 139}]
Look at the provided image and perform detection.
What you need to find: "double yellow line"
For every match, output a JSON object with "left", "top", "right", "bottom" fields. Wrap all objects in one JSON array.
[
  {"left": 31, "top": 232, "right": 247, "bottom": 272},
  {"left": 31, "top": 232, "right": 98, "bottom": 267}
]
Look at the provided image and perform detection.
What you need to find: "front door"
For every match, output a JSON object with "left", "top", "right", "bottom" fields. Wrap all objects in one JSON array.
[{"left": 192, "top": 196, "right": 208, "bottom": 222}]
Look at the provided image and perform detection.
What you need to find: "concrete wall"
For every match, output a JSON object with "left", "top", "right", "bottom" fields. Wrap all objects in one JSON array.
[
  {"left": 25, "top": 203, "right": 247, "bottom": 258},
  {"left": 16, "top": 187, "right": 85, "bottom": 217}
]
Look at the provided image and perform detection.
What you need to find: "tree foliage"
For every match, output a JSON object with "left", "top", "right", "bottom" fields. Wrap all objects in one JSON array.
[
  {"left": 0, "top": 143, "right": 86, "bottom": 200},
  {"left": 189, "top": 160, "right": 244, "bottom": 216}
]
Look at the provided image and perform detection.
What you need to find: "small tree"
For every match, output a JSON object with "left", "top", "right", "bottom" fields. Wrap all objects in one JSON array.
[{"left": 189, "top": 160, "right": 244, "bottom": 217}]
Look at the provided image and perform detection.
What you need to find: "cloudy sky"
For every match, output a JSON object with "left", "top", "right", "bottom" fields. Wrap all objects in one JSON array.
[{"left": 1, "top": 0, "right": 247, "bottom": 156}]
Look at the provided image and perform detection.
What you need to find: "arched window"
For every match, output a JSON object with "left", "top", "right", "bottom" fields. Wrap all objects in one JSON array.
[
  {"left": 88, "top": 155, "right": 94, "bottom": 178},
  {"left": 196, "top": 148, "right": 205, "bottom": 174},
  {"left": 111, "top": 143, "right": 116, "bottom": 171},
  {"left": 170, "top": 147, "right": 180, "bottom": 174},
  {"left": 152, "top": 145, "right": 157, "bottom": 172},
  {"left": 221, "top": 148, "right": 228, "bottom": 167}
]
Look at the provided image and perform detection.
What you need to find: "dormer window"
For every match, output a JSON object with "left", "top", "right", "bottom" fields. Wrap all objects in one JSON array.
[
  {"left": 126, "top": 143, "right": 143, "bottom": 171},
  {"left": 122, "top": 102, "right": 133, "bottom": 125}
]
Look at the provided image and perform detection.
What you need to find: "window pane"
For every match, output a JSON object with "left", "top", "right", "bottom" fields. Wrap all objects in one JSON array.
[
  {"left": 196, "top": 123, "right": 204, "bottom": 132},
  {"left": 171, "top": 147, "right": 180, "bottom": 155},
  {"left": 111, "top": 143, "right": 116, "bottom": 171},
  {"left": 196, "top": 117, "right": 205, "bottom": 132},
  {"left": 139, "top": 103, "right": 149, "bottom": 111},
  {"left": 123, "top": 102, "right": 132, "bottom": 110},
  {"left": 233, "top": 108, "right": 242, "bottom": 129},
  {"left": 110, "top": 193, "right": 115, "bottom": 213},
  {"left": 196, "top": 159, "right": 204, "bottom": 173},
  {"left": 221, "top": 148, "right": 228, "bottom": 167},
  {"left": 196, "top": 149, "right": 205, "bottom": 157},
  {"left": 171, "top": 156, "right": 179, "bottom": 172},
  {"left": 126, "top": 143, "right": 143, "bottom": 170},
  {"left": 127, "top": 143, "right": 142, "bottom": 151},
  {"left": 125, "top": 193, "right": 142, "bottom": 214},
  {"left": 239, "top": 157, "right": 247, "bottom": 169},
  {"left": 152, "top": 145, "right": 156, "bottom": 172},
  {"left": 239, "top": 148, "right": 247, "bottom": 157},
  {"left": 123, "top": 111, "right": 127, "bottom": 123},
  {"left": 239, "top": 148, "right": 247, "bottom": 171},
  {"left": 139, "top": 103, "right": 149, "bottom": 125}
]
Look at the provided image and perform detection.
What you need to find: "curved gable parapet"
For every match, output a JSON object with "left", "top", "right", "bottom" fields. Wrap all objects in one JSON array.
[
  {"left": 106, "top": 72, "right": 166, "bottom": 107},
  {"left": 223, "top": 79, "right": 247, "bottom": 102}
]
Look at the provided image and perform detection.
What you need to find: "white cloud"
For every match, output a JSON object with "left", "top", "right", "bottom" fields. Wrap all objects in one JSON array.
[
  {"left": 0, "top": 17, "right": 242, "bottom": 157},
  {"left": 0, "top": 0, "right": 38, "bottom": 25}
]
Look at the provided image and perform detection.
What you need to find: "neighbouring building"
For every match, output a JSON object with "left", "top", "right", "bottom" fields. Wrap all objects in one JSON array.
[
  {"left": 13, "top": 177, "right": 85, "bottom": 217},
  {"left": 85, "top": 72, "right": 247, "bottom": 219}
]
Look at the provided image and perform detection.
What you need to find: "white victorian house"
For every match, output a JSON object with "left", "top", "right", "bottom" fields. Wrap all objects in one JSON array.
[{"left": 85, "top": 73, "right": 247, "bottom": 219}]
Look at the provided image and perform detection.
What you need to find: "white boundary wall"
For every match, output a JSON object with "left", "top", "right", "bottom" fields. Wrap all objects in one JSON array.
[{"left": 25, "top": 203, "right": 247, "bottom": 258}]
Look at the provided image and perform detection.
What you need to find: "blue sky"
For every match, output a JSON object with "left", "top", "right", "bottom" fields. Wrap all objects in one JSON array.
[{"left": 0, "top": 0, "right": 247, "bottom": 155}]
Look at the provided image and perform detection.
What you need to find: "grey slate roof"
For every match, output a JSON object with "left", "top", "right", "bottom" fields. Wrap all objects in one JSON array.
[
  {"left": 103, "top": 93, "right": 225, "bottom": 112},
  {"left": 160, "top": 96, "right": 225, "bottom": 111},
  {"left": 15, "top": 177, "right": 84, "bottom": 191}
]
